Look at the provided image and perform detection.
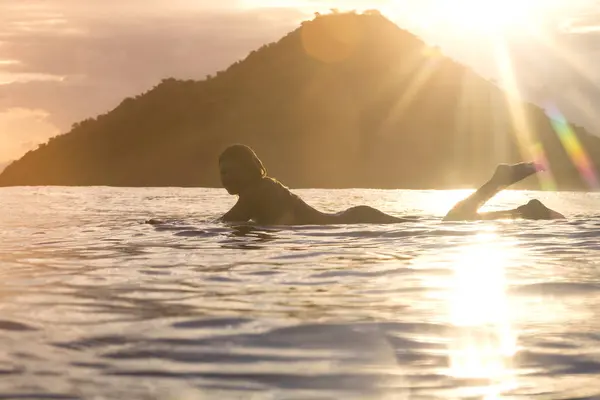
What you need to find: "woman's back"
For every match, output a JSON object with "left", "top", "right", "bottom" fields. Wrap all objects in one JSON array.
[{"left": 241, "top": 177, "right": 325, "bottom": 225}]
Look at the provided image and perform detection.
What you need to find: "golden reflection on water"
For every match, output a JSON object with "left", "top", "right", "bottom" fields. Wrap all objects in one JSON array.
[{"left": 447, "top": 232, "right": 519, "bottom": 399}]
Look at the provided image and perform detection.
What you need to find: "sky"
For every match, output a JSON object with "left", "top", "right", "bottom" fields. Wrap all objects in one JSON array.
[{"left": 1, "top": 0, "right": 600, "bottom": 165}]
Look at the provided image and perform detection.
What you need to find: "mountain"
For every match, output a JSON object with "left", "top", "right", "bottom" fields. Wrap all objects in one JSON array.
[{"left": 1, "top": 10, "right": 599, "bottom": 190}]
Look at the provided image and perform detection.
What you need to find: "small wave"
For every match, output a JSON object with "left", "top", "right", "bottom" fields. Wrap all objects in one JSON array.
[
  {"left": 0, "top": 320, "right": 37, "bottom": 332},
  {"left": 171, "top": 317, "right": 251, "bottom": 330},
  {"left": 510, "top": 282, "right": 600, "bottom": 296}
]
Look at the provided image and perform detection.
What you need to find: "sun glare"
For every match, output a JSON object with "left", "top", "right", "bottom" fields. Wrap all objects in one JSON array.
[
  {"left": 447, "top": 234, "right": 519, "bottom": 397},
  {"left": 444, "top": 0, "right": 536, "bottom": 34},
  {"left": 389, "top": 0, "right": 563, "bottom": 36}
]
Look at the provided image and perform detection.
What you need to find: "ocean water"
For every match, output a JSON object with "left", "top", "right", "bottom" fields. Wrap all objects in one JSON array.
[{"left": 0, "top": 186, "right": 599, "bottom": 400}]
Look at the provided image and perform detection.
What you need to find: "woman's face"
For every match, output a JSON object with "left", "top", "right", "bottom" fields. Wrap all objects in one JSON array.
[{"left": 219, "top": 157, "right": 254, "bottom": 195}]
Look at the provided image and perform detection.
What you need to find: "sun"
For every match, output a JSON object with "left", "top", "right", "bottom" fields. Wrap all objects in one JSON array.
[
  {"left": 446, "top": 0, "right": 536, "bottom": 33},
  {"left": 392, "top": 0, "right": 562, "bottom": 37}
]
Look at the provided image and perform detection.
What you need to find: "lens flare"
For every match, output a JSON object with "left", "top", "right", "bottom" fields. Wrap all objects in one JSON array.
[
  {"left": 531, "top": 142, "right": 557, "bottom": 191},
  {"left": 545, "top": 103, "right": 600, "bottom": 190}
]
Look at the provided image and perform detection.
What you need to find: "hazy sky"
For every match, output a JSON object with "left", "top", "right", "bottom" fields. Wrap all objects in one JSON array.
[{"left": 1, "top": 0, "right": 600, "bottom": 164}]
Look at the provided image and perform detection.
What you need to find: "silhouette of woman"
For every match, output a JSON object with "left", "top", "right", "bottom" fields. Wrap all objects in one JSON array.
[{"left": 218, "top": 144, "right": 564, "bottom": 225}]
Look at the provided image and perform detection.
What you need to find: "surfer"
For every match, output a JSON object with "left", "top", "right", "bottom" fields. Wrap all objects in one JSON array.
[
  {"left": 218, "top": 144, "right": 564, "bottom": 225},
  {"left": 218, "top": 144, "right": 413, "bottom": 225}
]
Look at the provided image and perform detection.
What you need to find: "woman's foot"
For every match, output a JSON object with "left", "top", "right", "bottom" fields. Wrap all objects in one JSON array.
[
  {"left": 492, "top": 162, "right": 542, "bottom": 187},
  {"left": 517, "top": 199, "right": 565, "bottom": 220}
]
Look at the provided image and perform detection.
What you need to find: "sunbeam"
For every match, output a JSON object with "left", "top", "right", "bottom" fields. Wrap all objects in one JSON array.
[{"left": 492, "top": 40, "right": 540, "bottom": 163}]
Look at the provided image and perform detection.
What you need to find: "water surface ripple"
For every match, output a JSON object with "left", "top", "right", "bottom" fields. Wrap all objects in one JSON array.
[{"left": 0, "top": 187, "right": 599, "bottom": 399}]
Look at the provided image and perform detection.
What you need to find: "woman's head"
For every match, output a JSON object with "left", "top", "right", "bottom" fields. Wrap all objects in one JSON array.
[{"left": 219, "top": 144, "right": 267, "bottom": 195}]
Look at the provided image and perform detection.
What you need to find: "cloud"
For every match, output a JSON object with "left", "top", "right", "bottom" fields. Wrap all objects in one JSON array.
[
  {"left": 0, "top": 71, "right": 64, "bottom": 85},
  {"left": 2, "top": 0, "right": 600, "bottom": 164},
  {"left": 0, "top": 1, "right": 311, "bottom": 162},
  {"left": 0, "top": 108, "right": 59, "bottom": 161},
  {"left": 0, "top": 5, "right": 307, "bottom": 80},
  {"left": 562, "top": 22, "right": 600, "bottom": 34},
  {"left": 559, "top": 11, "right": 600, "bottom": 34}
]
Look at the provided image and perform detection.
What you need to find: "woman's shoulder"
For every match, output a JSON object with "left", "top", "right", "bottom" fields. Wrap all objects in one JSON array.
[
  {"left": 259, "top": 177, "right": 291, "bottom": 191},
  {"left": 249, "top": 177, "right": 296, "bottom": 203}
]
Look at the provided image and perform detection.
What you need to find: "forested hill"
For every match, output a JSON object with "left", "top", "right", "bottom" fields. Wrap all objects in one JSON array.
[{"left": 1, "top": 10, "right": 599, "bottom": 190}]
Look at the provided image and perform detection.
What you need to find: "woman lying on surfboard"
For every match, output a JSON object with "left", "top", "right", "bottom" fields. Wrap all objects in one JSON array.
[{"left": 218, "top": 144, "right": 564, "bottom": 225}]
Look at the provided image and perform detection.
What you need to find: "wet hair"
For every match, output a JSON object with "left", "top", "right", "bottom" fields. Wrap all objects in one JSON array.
[{"left": 219, "top": 144, "right": 267, "bottom": 180}]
